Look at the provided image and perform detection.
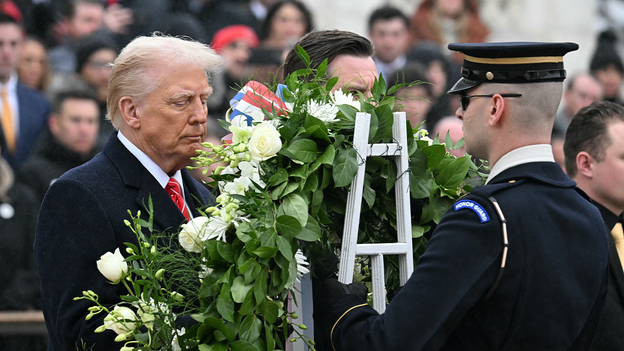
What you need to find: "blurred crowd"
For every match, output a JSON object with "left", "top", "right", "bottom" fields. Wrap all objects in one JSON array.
[{"left": 2, "top": 0, "right": 624, "bottom": 349}]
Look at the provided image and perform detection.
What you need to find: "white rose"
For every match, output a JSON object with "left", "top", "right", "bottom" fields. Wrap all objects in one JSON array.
[
  {"left": 179, "top": 216, "right": 210, "bottom": 253},
  {"left": 248, "top": 122, "right": 282, "bottom": 161},
  {"left": 104, "top": 306, "right": 138, "bottom": 335},
  {"left": 96, "top": 248, "right": 128, "bottom": 284}
]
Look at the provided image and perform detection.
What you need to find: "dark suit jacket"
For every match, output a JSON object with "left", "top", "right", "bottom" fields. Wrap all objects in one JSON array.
[
  {"left": 35, "top": 132, "right": 216, "bottom": 351},
  {"left": 589, "top": 203, "right": 624, "bottom": 351},
  {"left": 1, "top": 83, "right": 50, "bottom": 169},
  {"left": 316, "top": 162, "right": 609, "bottom": 351}
]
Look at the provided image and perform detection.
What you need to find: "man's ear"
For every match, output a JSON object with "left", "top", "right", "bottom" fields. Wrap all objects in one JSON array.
[
  {"left": 576, "top": 151, "right": 594, "bottom": 178},
  {"left": 487, "top": 94, "right": 505, "bottom": 126},
  {"left": 48, "top": 113, "right": 60, "bottom": 136},
  {"left": 119, "top": 96, "right": 140, "bottom": 129}
]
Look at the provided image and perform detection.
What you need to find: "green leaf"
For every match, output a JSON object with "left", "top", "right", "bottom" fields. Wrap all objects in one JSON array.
[
  {"left": 216, "top": 298, "right": 235, "bottom": 323},
  {"left": 333, "top": 147, "right": 359, "bottom": 188},
  {"left": 232, "top": 276, "right": 254, "bottom": 303},
  {"left": 320, "top": 165, "right": 333, "bottom": 189},
  {"left": 217, "top": 242, "right": 235, "bottom": 263},
  {"left": 362, "top": 174, "right": 376, "bottom": 209},
  {"left": 372, "top": 104, "right": 394, "bottom": 141},
  {"left": 275, "top": 215, "right": 302, "bottom": 239},
  {"left": 315, "top": 144, "right": 335, "bottom": 168},
  {"left": 244, "top": 260, "right": 262, "bottom": 285},
  {"left": 283, "top": 139, "right": 318, "bottom": 163},
  {"left": 240, "top": 315, "right": 263, "bottom": 343},
  {"left": 303, "top": 172, "right": 319, "bottom": 192},
  {"left": 412, "top": 225, "right": 425, "bottom": 238},
  {"left": 280, "top": 181, "right": 300, "bottom": 199},
  {"left": 281, "top": 193, "right": 308, "bottom": 226},
  {"left": 203, "top": 317, "right": 234, "bottom": 341},
  {"left": 435, "top": 155, "right": 471, "bottom": 190},
  {"left": 424, "top": 144, "right": 446, "bottom": 169},
  {"left": 252, "top": 246, "right": 278, "bottom": 259},
  {"left": 267, "top": 168, "right": 288, "bottom": 186},
  {"left": 254, "top": 268, "right": 268, "bottom": 305},
  {"left": 296, "top": 45, "right": 310, "bottom": 66},
  {"left": 317, "top": 58, "right": 328, "bottom": 77},
  {"left": 276, "top": 236, "right": 293, "bottom": 261},
  {"left": 258, "top": 301, "right": 279, "bottom": 324},
  {"left": 270, "top": 181, "right": 288, "bottom": 200},
  {"left": 336, "top": 104, "right": 358, "bottom": 125},
  {"left": 238, "top": 289, "right": 256, "bottom": 315},
  {"left": 231, "top": 340, "right": 261, "bottom": 351},
  {"left": 325, "top": 76, "right": 339, "bottom": 92},
  {"left": 296, "top": 215, "right": 322, "bottom": 241},
  {"left": 409, "top": 171, "right": 435, "bottom": 199}
]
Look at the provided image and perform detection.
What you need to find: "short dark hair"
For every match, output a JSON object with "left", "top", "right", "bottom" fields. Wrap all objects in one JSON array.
[
  {"left": 564, "top": 101, "right": 624, "bottom": 177},
  {"left": 52, "top": 88, "right": 98, "bottom": 114},
  {"left": 368, "top": 5, "right": 409, "bottom": 32},
  {"left": 284, "top": 30, "right": 374, "bottom": 77},
  {"left": 0, "top": 12, "right": 20, "bottom": 28},
  {"left": 258, "top": 0, "right": 313, "bottom": 42}
]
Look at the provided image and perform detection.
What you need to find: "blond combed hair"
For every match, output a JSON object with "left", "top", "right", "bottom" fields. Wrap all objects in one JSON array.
[{"left": 106, "top": 33, "right": 224, "bottom": 129}]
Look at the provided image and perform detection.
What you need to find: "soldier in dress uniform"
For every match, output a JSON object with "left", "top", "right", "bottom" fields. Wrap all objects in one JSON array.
[{"left": 313, "top": 42, "right": 610, "bottom": 351}]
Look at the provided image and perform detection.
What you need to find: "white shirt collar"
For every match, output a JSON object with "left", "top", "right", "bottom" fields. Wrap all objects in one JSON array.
[
  {"left": 117, "top": 131, "right": 185, "bottom": 193},
  {"left": 4, "top": 72, "right": 17, "bottom": 92},
  {"left": 374, "top": 55, "right": 407, "bottom": 78},
  {"left": 485, "top": 144, "right": 555, "bottom": 184}
]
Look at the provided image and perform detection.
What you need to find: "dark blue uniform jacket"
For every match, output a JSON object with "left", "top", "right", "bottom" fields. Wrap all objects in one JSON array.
[{"left": 317, "top": 162, "right": 609, "bottom": 351}]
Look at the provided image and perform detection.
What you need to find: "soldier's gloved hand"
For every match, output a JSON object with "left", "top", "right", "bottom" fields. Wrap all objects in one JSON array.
[{"left": 315, "top": 278, "right": 368, "bottom": 307}]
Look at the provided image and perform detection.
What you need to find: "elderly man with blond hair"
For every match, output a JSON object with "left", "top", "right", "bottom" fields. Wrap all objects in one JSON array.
[{"left": 35, "top": 34, "right": 222, "bottom": 351}]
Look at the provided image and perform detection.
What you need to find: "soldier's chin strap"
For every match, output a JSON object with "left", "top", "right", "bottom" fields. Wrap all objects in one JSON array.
[{"left": 482, "top": 196, "right": 509, "bottom": 301}]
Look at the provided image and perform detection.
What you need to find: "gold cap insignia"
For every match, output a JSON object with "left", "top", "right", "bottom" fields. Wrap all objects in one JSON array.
[{"left": 486, "top": 72, "right": 494, "bottom": 80}]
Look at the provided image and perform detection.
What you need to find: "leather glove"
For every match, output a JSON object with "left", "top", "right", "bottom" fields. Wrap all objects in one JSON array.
[{"left": 315, "top": 278, "right": 368, "bottom": 307}]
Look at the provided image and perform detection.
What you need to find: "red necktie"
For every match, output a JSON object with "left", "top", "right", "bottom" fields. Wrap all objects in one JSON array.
[{"left": 165, "top": 178, "right": 190, "bottom": 220}]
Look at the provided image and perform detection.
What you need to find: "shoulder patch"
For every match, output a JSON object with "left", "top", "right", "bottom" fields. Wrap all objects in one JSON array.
[{"left": 454, "top": 200, "right": 490, "bottom": 223}]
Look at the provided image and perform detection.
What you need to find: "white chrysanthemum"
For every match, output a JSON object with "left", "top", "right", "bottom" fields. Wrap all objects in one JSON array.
[
  {"left": 306, "top": 100, "right": 340, "bottom": 123},
  {"left": 332, "top": 89, "right": 361, "bottom": 110},
  {"left": 295, "top": 249, "right": 310, "bottom": 283},
  {"left": 223, "top": 176, "right": 253, "bottom": 195}
]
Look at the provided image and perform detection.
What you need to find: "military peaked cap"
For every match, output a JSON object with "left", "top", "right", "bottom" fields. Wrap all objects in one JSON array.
[{"left": 447, "top": 42, "right": 579, "bottom": 94}]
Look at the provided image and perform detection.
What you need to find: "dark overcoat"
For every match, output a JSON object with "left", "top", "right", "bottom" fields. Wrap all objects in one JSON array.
[
  {"left": 316, "top": 162, "right": 609, "bottom": 351},
  {"left": 35, "top": 132, "right": 215, "bottom": 351}
]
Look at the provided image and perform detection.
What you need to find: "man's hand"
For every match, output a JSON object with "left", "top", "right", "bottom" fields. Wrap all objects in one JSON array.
[{"left": 315, "top": 278, "right": 368, "bottom": 307}]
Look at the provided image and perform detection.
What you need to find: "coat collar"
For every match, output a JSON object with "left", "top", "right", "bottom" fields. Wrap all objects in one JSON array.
[{"left": 488, "top": 161, "right": 577, "bottom": 189}]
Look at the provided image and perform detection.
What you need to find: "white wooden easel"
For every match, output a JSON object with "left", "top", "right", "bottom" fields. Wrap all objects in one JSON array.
[{"left": 338, "top": 112, "right": 413, "bottom": 313}]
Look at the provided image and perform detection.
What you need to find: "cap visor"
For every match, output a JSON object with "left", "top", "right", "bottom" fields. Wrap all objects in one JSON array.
[{"left": 447, "top": 77, "right": 481, "bottom": 94}]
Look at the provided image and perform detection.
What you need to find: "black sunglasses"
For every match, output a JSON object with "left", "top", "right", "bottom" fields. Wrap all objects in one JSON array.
[{"left": 460, "top": 94, "right": 523, "bottom": 111}]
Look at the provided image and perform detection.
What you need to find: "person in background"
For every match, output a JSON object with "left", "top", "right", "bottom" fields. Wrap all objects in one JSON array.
[
  {"left": 284, "top": 30, "right": 377, "bottom": 97},
  {"left": 564, "top": 101, "right": 624, "bottom": 351},
  {"left": 18, "top": 89, "right": 99, "bottom": 204},
  {"left": 0, "top": 14, "right": 51, "bottom": 170},
  {"left": 368, "top": 5, "right": 410, "bottom": 81},
  {"left": 16, "top": 36, "right": 51, "bottom": 93},
  {"left": 432, "top": 115, "right": 465, "bottom": 157},
  {"left": 48, "top": 0, "right": 105, "bottom": 74},
  {"left": 47, "top": 34, "right": 117, "bottom": 150},
  {"left": 258, "top": 0, "right": 312, "bottom": 52},
  {"left": 409, "top": 0, "right": 489, "bottom": 64},
  {"left": 552, "top": 73, "right": 604, "bottom": 138},
  {"left": 208, "top": 24, "right": 260, "bottom": 119},
  {"left": 590, "top": 33, "right": 624, "bottom": 106},
  {"left": 387, "top": 63, "right": 433, "bottom": 129}
]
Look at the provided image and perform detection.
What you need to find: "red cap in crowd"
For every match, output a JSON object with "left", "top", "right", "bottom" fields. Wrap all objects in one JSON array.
[{"left": 211, "top": 25, "right": 260, "bottom": 53}]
